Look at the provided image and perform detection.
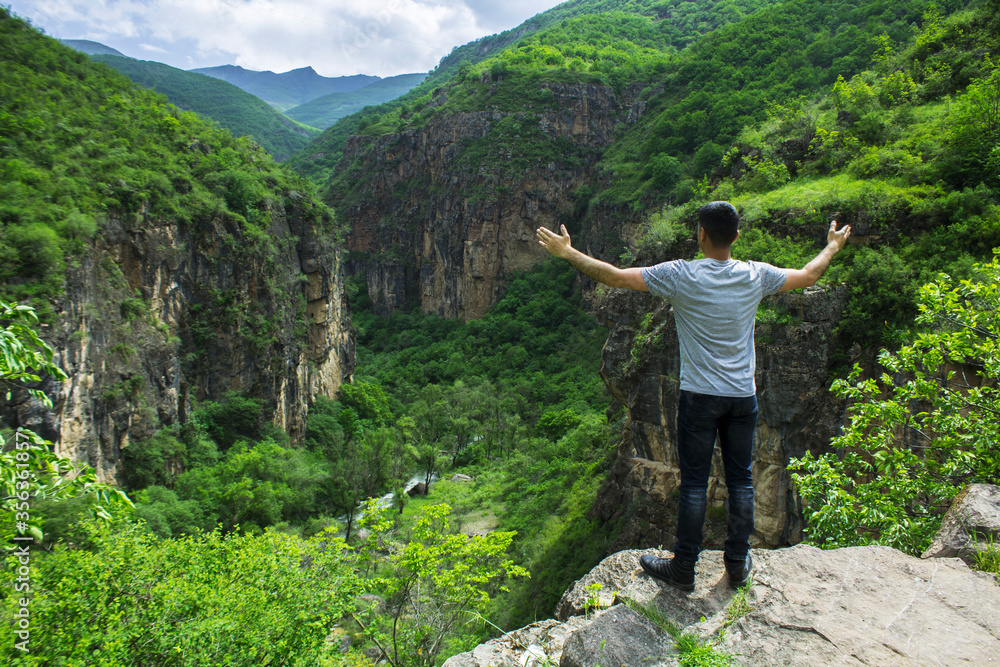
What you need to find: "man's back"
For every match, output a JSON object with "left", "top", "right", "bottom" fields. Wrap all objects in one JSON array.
[{"left": 641, "top": 258, "right": 786, "bottom": 397}]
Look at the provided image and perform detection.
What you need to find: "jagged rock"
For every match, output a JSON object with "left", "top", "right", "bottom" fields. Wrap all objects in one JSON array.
[
  {"left": 1, "top": 196, "right": 355, "bottom": 483},
  {"left": 441, "top": 617, "right": 591, "bottom": 667},
  {"left": 923, "top": 483, "right": 1000, "bottom": 565},
  {"left": 335, "top": 82, "right": 651, "bottom": 321},
  {"left": 453, "top": 546, "right": 1000, "bottom": 667},
  {"left": 556, "top": 548, "right": 660, "bottom": 620}
]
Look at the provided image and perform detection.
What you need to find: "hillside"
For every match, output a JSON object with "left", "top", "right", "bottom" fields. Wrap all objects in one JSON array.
[
  {"left": 284, "top": 72, "right": 428, "bottom": 129},
  {"left": 91, "top": 54, "right": 320, "bottom": 161},
  {"left": 0, "top": 7, "right": 353, "bottom": 479},
  {"left": 293, "top": 0, "right": 1000, "bottom": 335},
  {"left": 192, "top": 64, "right": 378, "bottom": 110}
]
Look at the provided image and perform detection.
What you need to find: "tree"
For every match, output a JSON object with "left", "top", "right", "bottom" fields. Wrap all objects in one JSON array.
[
  {"left": 355, "top": 502, "right": 528, "bottom": 667},
  {"left": 323, "top": 426, "right": 397, "bottom": 541},
  {"left": 1, "top": 300, "right": 131, "bottom": 544},
  {"left": 789, "top": 253, "right": 1000, "bottom": 554}
]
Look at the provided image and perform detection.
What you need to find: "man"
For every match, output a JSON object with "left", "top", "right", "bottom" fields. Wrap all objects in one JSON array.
[{"left": 536, "top": 201, "right": 850, "bottom": 591}]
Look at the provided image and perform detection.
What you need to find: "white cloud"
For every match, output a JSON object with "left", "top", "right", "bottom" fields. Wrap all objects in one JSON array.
[{"left": 8, "top": 0, "right": 565, "bottom": 76}]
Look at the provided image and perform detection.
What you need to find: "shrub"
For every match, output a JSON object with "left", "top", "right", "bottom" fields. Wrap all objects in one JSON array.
[{"left": 790, "top": 253, "right": 1000, "bottom": 554}]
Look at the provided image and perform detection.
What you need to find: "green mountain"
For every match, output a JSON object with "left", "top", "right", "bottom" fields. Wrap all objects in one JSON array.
[
  {"left": 284, "top": 72, "right": 428, "bottom": 130},
  {"left": 60, "top": 39, "right": 126, "bottom": 56},
  {"left": 191, "top": 64, "right": 378, "bottom": 111},
  {"left": 89, "top": 55, "right": 319, "bottom": 161}
]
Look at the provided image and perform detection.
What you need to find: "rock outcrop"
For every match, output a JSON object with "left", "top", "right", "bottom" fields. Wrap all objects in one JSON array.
[
  {"left": 445, "top": 545, "right": 1000, "bottom": 666},
  {"left": 3, "top": 196, "right": 354, "bottom": 483},
  {"left": 923, "top": 483, "right": 1000, "bottom": 566},
  {"left": 330, "top": 82, "right": 650, "bottom": 320},
  {"left": 591, "top": 253, "right": 850, "bottom": 551}
]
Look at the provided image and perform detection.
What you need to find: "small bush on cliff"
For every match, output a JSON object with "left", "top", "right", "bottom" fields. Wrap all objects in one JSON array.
[{"left": 790, "top": 252, "right": 1000, "bottom": 554}]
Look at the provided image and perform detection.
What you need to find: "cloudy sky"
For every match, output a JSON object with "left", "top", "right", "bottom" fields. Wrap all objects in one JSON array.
[{"left": 9, "top": 0, "right": 566, "bottom": 77}]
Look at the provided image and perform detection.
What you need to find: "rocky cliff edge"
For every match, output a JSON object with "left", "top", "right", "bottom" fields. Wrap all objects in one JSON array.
[{"left": 444, "top": 543, "right": 1000, "bottom": 666}]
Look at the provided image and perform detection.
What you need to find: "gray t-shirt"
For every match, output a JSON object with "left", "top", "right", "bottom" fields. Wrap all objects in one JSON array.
[{"left": 641, "top": 258, "right": 786, "bottom": 397}]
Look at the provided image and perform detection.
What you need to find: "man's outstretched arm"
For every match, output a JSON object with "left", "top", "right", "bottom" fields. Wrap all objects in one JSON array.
[
  {"left": 537, "top": 224, "right": 649, "bottom": 291},
  {"left": 780, "top": 220, "right": 852, "bottom": 291}
]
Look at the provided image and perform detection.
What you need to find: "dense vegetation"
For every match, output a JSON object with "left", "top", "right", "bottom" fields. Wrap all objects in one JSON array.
[
  {"left": 0, "top": 8, "right": 331, "bottom": 320},
  {"left": 642, "top": 0, "right": 1000, "bottom": 347},
  {"left": 92, "top": 54, "right": 320, "bottom": 160},
  {"left": 285, "top": 73, "right": 427, "bottom": 130},
  {"left": 791, "top": 253, "right": 1000, "bottom": 555}
]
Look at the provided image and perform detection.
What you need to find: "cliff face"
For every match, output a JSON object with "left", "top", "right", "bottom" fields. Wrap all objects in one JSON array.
[
  {"left": 7, "top": 196, "right": 354, "bottom": 483},
  {"left": 591, "top": 243, "right": 850, "bottom": 550},
  {"left": 332, "top": 82, "right": 649, "bottom": 319}
]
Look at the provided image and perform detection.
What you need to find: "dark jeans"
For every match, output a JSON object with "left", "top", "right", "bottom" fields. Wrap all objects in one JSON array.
[{"left": 673, "top": 390, "right": 757, "bottom": 564}]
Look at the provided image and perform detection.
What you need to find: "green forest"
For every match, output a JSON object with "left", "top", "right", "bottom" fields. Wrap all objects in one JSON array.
[{"left": 4, "top": 0, "right": 1000, "bottom": 664}]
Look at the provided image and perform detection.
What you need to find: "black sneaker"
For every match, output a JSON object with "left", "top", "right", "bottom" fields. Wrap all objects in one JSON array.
[
  {"left": 725, "top": 553, "right": 753, "bottom": 588},
  {"left": 639, "top": 554, "right": 695, "bottom": 591}
]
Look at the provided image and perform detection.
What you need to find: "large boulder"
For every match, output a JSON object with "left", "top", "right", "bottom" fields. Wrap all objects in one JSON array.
[{"left": 923, "top": 483, "right": 1000, "bottom": 565}]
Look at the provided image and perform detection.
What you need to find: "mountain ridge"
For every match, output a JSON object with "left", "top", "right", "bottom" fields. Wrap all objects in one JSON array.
[{"left": 192, "top": 63, "right": 380, "bottom": 110}]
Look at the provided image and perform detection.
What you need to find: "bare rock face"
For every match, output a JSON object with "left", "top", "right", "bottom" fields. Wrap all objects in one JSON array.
[
  {"left": 2, "top": 196, "right": 355, "bottom": 483},
  {"left": 719, "top": 545, "right": 1000, "bottom": 665},
  {"left": 332, "top": 82, "right": 649, "bottom": 320},
  {"left": 591, "top": 270, "right": 849, "bottom": 551},
  {"left": 923, "top": 483, "right": 1000, "bottom": 565},
  {"left": 448, "top": 545, "right": 1000, "bottom": 667}
]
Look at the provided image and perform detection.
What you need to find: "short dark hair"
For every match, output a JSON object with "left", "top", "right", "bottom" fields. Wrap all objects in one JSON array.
[{"left": 698, "top": 201, "right": 740, "bottom": 247}]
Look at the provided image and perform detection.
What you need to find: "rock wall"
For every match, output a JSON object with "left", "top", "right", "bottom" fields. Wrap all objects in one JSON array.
[
  {"left": 4, "top": 195, "right": 354, "bottom": 483},
  {"left": 590, "top": 241, "right": 851, "bottom": 551},
  {"left": 331, "top": 82, "right": 650, "bottom": 319}
]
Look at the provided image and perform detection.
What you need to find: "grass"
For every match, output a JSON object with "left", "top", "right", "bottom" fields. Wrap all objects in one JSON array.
[
  {"left": 971, "top": 536, "right": 1000, "bottom": 584},
  {"left": 730, "top": 174, "right": 944, "bottom": 228},
  {"left": 621, "top": 596, "right": 734, "bottom": 667},
  {"left": 723, "top": 577, "right": 754, "bottom": 627}
]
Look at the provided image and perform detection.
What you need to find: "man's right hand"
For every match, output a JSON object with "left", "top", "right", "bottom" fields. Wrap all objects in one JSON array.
[{"left": 536, "top": 224, "right": 573, "bottom": 259}]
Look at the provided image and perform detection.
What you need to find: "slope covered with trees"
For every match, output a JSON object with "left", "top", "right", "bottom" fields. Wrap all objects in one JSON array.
[
  {"left": 287, "top": 0, "right": 780, "bottom": 180},
  {"left": 0, "top": 9, "right": 332, "bottom": 317},
  {"left": 92, "top": 54, "right": 320, "bottom": 160}
]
